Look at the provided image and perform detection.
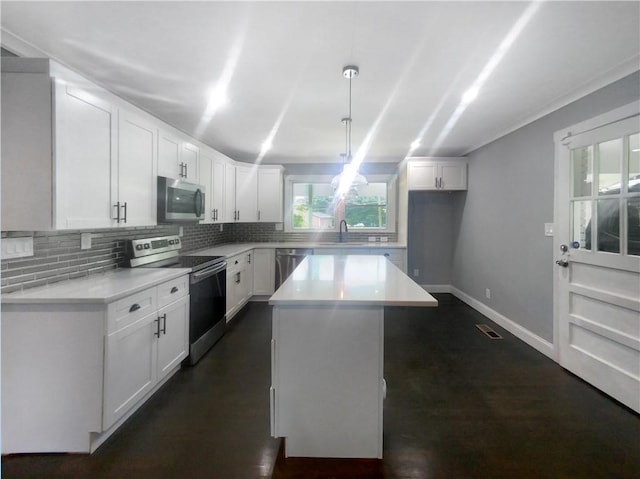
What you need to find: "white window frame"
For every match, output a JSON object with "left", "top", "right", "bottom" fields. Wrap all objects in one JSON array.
[{"left": 283, "top": 174, "right": 397, "bottom": 233}]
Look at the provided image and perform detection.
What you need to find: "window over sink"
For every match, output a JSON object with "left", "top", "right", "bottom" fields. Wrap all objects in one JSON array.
[{"left": 284, "top": 175, "right": 396, "bottom": 233}]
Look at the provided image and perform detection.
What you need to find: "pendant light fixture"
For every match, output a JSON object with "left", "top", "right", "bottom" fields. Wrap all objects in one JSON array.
[{"left": 331, "top": 65, "right": 368, "bottom": 192}]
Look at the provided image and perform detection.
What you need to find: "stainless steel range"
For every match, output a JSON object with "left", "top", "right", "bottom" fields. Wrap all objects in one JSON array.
[{"left": 125, "top": 235, "right": 226, "bottom": 365}]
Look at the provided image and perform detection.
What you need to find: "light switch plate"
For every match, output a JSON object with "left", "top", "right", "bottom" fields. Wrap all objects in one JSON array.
[
  {"left": 368, "top": 236, "right": 376, "bottom": 242},
  {"left": 81, "top": 233, "right": 92, "bottom": 250},
  {"left": 275, "top": 223, "right": 283, "bottom": 231},
  {"left": 544, "top": 223, "right": 554, "bottom": 237},
  {"left": 2, "top": 237, "right": 34, "bottom": 259}
]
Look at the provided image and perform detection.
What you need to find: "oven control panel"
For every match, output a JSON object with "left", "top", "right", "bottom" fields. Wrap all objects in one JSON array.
[{"left": 128, "top": 235, "right": 182, "bottom": 258}]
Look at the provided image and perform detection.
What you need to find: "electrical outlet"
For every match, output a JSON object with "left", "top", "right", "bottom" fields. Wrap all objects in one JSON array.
[
  {"left": 179, "top": 226, "right": 184, "bottom": 236},
  {"left": 220, "top": 223, "right": 224, "bottom": 232},
  {"left": 485, "top": 288, "right": 491, "bottom": 299},
  {"left": 275, "top": 223, "right": 283, "bottom": 231},
  {"left": 413, "top": 269, "right": 419, "bottom": 277},
  {"left": 81, "top": 233, "right": 92, "bottom": 250}
]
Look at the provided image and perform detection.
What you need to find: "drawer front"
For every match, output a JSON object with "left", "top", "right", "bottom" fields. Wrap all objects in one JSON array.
[
  {"left": 157, "top": 275, "right": 189, "bottom": 309},
  {"left": 107, "top": 287, "right": 157, "bottom": 334}
]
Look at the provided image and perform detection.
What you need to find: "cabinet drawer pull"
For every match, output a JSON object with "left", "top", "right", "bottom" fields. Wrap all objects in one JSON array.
[
  {"left": 129, "top": 303, "right": 141, "bottom": 313},
  {"left": 170, "top": 286, "right": 179, "bottom": 294},
  {"left": 384, "top": 253, "right": 390, "bottom": 257}
]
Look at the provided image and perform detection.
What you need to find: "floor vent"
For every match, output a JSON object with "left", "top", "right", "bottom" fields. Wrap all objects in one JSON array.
[{"left": 475, "top": 324, "right": 503, "bottom": 340}]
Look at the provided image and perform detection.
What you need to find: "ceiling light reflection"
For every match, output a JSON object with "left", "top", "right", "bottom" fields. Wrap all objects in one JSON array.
[{"left": 429, "top": 1, "right": 543, "bottom": 152}]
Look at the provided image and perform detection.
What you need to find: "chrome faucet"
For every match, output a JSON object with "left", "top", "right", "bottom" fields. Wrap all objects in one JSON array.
[{"left": 338, "top": 219, "right": 348, "bottom": 243}]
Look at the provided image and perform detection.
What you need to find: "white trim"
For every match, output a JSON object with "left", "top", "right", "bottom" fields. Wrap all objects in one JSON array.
[
  {"left": 553, "top": 101, "right": 640, "bottom": 143},
  {"left": 427, "top": 285, "right": 557, "bottom": 360},
  {"left": 464, "top": 60, "right": 640, "bottom": 156}
]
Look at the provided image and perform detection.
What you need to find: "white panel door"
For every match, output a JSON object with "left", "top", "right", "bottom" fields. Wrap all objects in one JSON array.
[
  {"left": 199, "top": 151, "right": 214, "bottom": 223},
  {"left": 103, "top": 314, "right": 157, "bottom": 429},
  {"left": 157, "top": 296, "right": 189, "bottom": 381},
  {"left": 224, "top": 162, "right": 237, "bottom": 221},
  {"left": 440, "top": 161, "right": 467, "bottom": 190},
  {"left": 555, "top": 108, "right": 640, "bottom": 412},
  {"left": 212, "top": 155, "right": 226, "bottom": 223},
  {"left": 181, "top": 142, "right": 199, "bottom": 183},
  {"left": 117, "top": 110, "right": 157, "bottom": 226},
  {"left": 158, "top": 129, "right": 181, "bottom": 179},
  {"left": 55, "top": 82, "right": 115, "bottom": 229},
  {"left": 236, "top": 164, "right": 258, "bottom": 222},
  {"left": 407, "top": 161, "right": 438, "bottom": 190}
]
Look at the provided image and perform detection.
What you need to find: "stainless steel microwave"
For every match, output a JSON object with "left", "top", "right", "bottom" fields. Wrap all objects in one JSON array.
[{"left": 157, "top": 176, "right": 205, "bottom": 223}]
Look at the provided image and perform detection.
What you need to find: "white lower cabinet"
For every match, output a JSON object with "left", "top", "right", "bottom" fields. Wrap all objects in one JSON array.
[
  {"left": 253, "top": 248, "right": 276, "bottom": 295},
  {"left": 1, "top": 274, "right": 189, "bottom": 453},
  {"left": 226, "top": 251, "right": 254, "bottom": 321}
]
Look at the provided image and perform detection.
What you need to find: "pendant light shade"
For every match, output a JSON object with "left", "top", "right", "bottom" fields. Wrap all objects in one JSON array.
[{"left": 331, "top": 65, "right": 367, "bottom": 193}]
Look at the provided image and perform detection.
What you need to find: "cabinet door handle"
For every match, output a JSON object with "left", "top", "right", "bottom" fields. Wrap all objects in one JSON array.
[
  {"left": 384, "top": 253, "right": 390, "bottom": 257},
  {"left": 161, "top": 313, "right": 167, "bottom": 335},
  {"left": 129, "top": 303, "right": 141, "bottom": 313},
  {"left": 113, "top": 202, "right": 121, "bottom": 223},
  {"left": 237, "top": 210, "right": 240, "bottom": 221},
  {"left": 248, "top": 254, "right": 251, "bottom": 264},
  {"left": 185, "top": 163, "right": 188, "bottom": 178},
  {"left": 121, "top": 202, "right": 127, "bottom": 224},
  {"left": 154, "top": 317, "right": 161, "bottom": 338},
  {"left": 258, "top": 210, "right": 261, "bottom": 221},
  {"left": 214, "top": 209, "right": 218, "bottom": 221},
  {"left": 170, "top": 286, "right": 179, "bottom": 294}
]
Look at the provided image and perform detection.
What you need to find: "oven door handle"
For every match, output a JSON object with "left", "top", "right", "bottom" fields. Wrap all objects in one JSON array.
[{"left": 191, "top": 261, "right": 227, "bottom": 283}]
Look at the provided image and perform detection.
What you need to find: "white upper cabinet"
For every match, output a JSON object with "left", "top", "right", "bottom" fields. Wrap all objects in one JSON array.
[
  {"left": 1, "top": 58, "right": 159, "bottom": 230},
  {"left": 55, "top": 82, "right": 116, "bottom": 229},
  {"left": 116, "top": 110, "right": 157, "bottom": 227},
  {"left": 225, "top": 162, "right": 258, "bottom": 223},
  {"left": 158, "top": 129, "right": 199, "bottom": 183},
  {"left": 235, "top": 164, "right": 258, "bottom": 222},
  {"left": 224, "top": 161, "right": 237, "bottom": 222},
  {"left": 257, "top": 166, "right": 284, "bottom": 222},
  {"left": 199, "top": 148, "right": 227, "bottom": 224},
  {"left": 407, "top": 157, "right": 467, "bottom": 191}
]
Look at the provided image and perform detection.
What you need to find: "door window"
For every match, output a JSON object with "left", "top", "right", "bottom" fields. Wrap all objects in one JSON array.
[{"left": 571, "top": 130, "right": 640, "bottom": 256}]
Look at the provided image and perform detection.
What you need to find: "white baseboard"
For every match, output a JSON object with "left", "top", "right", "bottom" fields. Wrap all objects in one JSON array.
[
  {"left": 421, "top": 284, "right": 556, "bottom": 361},
  {"left": 420, "top": 284, "right": 453, "bottom": 293}
]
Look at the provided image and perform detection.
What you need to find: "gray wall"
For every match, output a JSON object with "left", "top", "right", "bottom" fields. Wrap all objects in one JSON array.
[
  {"left": 408, "top": 192, "right": 459, "bottom": 285},
  {"left": 449, "top": 71, "right": 640, "bottom": 342}
]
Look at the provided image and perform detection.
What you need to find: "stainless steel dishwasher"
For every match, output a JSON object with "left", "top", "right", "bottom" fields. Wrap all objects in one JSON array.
[{"left": 275, "top": 248, "right": 313, "bottom": 289}]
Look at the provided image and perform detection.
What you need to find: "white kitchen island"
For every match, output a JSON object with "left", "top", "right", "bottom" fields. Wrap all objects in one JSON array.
[{"left": 269, "top": 255, "right": 437, "bottom": 459}]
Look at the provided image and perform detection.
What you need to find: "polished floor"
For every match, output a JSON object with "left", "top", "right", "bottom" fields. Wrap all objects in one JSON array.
[{"left": 3, "top": 296, "right": 639, "bottom": 478}]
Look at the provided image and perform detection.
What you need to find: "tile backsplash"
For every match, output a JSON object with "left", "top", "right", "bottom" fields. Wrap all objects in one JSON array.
[{"left": 1, "top": 223, "right": 397, "bottom": 293}]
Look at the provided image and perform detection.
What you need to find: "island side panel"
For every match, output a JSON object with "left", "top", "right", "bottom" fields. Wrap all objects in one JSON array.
[
  {"left": 271, "top": 304, "right": 384, "bottom": 458},
  {"left": 1, "top": 304, "right": 105, "bottom": 453}
]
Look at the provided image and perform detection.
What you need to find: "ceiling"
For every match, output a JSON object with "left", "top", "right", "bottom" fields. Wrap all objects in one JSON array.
[{"left": 1, "top": 1, "right": 638, "bottom": 165}]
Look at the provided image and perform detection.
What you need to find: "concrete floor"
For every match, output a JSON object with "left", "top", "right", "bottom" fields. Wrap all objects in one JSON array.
[{"left": 3, "top": 296, "right": 639, "bottom": 478}]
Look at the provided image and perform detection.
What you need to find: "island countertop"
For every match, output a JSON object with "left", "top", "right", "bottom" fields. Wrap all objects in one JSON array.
[{"left": 269, "top": 255, "right": 437, "bottom": 307}]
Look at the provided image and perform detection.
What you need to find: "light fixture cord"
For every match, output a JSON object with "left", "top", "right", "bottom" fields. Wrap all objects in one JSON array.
[{"left": 348, "top": 75, "right": 352, "bottom": 160}]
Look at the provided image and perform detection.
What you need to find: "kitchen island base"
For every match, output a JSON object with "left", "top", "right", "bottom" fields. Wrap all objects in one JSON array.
[{"left": 271, "top": 305, "right": 384, "bottom": 459}]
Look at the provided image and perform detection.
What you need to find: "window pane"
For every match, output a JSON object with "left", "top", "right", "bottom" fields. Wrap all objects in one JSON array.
[
  {"left": 572, "top": 200, "right": 592, "bottom": 250},
  {"left": 629, "top": 133, "right": 640, "bottom": 193},
  {"left": 628, "top": 197, "right": 640, "bottom": 256},
  {"left": 345, "top": 182, "right": 387, "bottom": 228},
  {"left": 292, "top": 183, "right": 335, "bottom": 229},
  {"left": 597, "top": 138, "right": 622, "bottom": 195},
  {"left": 596, "top": 199, "right": 620, "bottom": 253},
  {"left": 572, "top": 146, "right": 592, "bottom": 197}
]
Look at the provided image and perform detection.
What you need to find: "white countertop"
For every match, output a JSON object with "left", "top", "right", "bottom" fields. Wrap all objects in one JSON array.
[
  {"left": 190, "top": 241, "right": 406, "bottom": 258},
  {"left": 1, "top": 268, "right": 191, "bottom": 304},
  {"left": 269, "top": 255, "right": 437, "bottom": 307}
]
